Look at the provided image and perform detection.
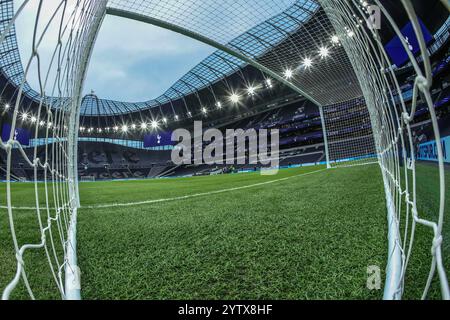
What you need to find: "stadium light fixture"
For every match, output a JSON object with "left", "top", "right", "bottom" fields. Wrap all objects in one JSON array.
[
  {"left": 187, "top": 111, "right": 192, "bottom": 118},
  {"left": 265, "top": 79, "right": 273, "bottom": 88},
  {"left": 174, "top": 115, "right": 179, "bottom": 121},
  {"left": 247, "top": 86, "right": 257, "bottom": 96},
  {"left": 230, "top": 93, "right": 240, "bottom": 104},
  {"left": 151, "top": 120, "right": 159, "bottom": 129},
  {"left": 40, "top": 121, "right": 46, "bottom": 127},
  {"left": 302, "top": 57, "right": 313, "bottom": 68},
  {"left": 141, "top": 122, "right": 148, "bottom": 130},
  {"left": 47, "top": 122, "right": 52, "bottom": 129},
  {"left": 121, "top": 125, "right": 128, "bottom": 133},
  {"left": 319, "top": 47, "right": 329, "bottom": 58},
  {"left": 21, "top": 112, "right": 28, "bottom": 121},
  {"left": 114, "top": 126, "right": 119, "bottom": 132},
  {"left": 331, "top": 35, "right": 340, "bottom": 44},
  {"left": 131, "top": 124, "right": 137, "bottom": 130},
  {"left": 202, "top": 107, "right": 208, "bottom": 114},
  {"left": 284, "top": 68, "right": 293, "bottom": 79},
  {"left": 30, "top": 116, "right": 37, "bottom": 123},
  {"left": 4, "top": 104, "right": 10, "bottom": 111},
  {"left": 216, "top": 101, "right": 222, "bottom": 109},
  {"left": 162, "top": 117, "right": 168, "bottom": 124}
]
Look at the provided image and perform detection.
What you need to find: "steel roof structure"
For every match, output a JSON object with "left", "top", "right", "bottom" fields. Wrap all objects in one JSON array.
[
  {"left": 1, "top": 0, "right": 322, "bottom": 116},
  {"left": 2, "top": 0, "right": 448, "bottom": 119}
]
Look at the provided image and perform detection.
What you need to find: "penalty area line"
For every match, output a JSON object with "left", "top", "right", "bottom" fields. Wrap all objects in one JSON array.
[{"left": 82, "top": 168, "right": 327, "bottom": 210}]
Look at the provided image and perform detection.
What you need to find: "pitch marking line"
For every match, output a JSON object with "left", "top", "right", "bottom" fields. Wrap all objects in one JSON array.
[
  {"left": 83, "top": 168, "right": 327, "bottom": 209},
  {"left": 0, "top": 169, "right": 327, "bottom": 211}
]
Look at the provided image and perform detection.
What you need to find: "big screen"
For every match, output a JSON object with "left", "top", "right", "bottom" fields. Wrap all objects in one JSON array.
[
  {"left": 385, "top": 19, "right": 434, "bottom": 67},
  {"left": 144, "top": 131, "right": 173, "bottom": 148},
  {"left": 1, "top": 123, "right": 31, "bottom": 146}
]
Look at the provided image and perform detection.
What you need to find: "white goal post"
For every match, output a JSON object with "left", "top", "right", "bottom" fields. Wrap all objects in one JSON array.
[
  {"left": 0, "top": 0, "right": 107, "bottom": 300},
  {"left": 0, "top": 0, "right": 448, "bottom": 300}
]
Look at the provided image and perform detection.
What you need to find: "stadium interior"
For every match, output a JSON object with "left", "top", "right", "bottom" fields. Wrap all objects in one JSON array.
[{"left": 0, "top": 0, "right": 449, "bottom": 301}]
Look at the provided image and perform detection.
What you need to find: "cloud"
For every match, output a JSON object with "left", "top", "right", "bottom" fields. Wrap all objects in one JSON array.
[
  {"left": 12, "top": 0, "right": 295, "bottom": 102},
  {"left": 84, "top": 14, "right": 215, "bottom": 102},
  {"left": 13, "top": 0, "right": 215, "bottom": 102}
]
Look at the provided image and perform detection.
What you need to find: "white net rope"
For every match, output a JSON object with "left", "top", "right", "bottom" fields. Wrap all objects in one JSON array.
[
  {"left": 318, "top": 0, "right": 449, "bottom": 299},
  {"left": 0, "top": 0, "right": 106, "bottom": 299}
]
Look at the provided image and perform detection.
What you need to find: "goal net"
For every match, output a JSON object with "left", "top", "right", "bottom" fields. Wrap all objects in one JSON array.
[
  {"left": 80, "top": 176, "right": 96, "bottom": 182},
  {"left": 0, "top": 0, "right": 106, "bottom": 299},
  {"left": 0, "top": 0, "right": 448, "bottom": 300},
  {"left": 321, "top": 97, "right": 378, "bottom": 167},
  {"left": 317, "top": 0, "right": 449, "bottom": 299}
]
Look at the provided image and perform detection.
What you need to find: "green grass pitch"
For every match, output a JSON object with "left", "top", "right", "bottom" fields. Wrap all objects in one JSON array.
[{"left": 0, "top": 164, "right": 448, "bottom": 300}]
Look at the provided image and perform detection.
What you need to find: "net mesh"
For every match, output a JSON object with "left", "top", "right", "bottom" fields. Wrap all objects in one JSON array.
[
  {"left": 0, "top": 0, "right": 106, "bottom": 299},
  {"left": 107, "top": 0, "right": 363, "bottom": 106},
  {"left": 322, "top": 97, "right": 378, "bottom": 167},
  {"left": 0, "top": 0, "right": 448, "bottom": 300},
  {"left": 318, "top": 0, "right": 449, "bottom": 299}
]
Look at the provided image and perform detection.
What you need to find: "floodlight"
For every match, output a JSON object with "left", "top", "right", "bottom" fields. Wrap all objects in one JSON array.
[
  {"left": 151, "top": 120, "right": 159, "bottom": 129},
  {"left": 121, "top": 125, "right": 128, "bottom": 133},
  {"left": 141, "top": 122, "right": 148, "bottom": 130},
  {"left": 303, "top": 57, "right": 313, "bottom": 68},
  {"left": 319, "top": 47, "right": 329, "bottom": 58},
  {"left": 230, "top": 93, "right": 240, "bottom": 103},
  {"left": 284, "top": 69, "right": 293, "bottom": 79},
  {"left": 247, "top": 86, "right": 257, "bottom": 96},
  {"left": 331, "top": 35, "right": 339, "bottom": 44}
]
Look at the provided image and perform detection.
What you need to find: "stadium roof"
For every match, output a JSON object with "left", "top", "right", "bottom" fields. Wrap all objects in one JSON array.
[
  {"left": 0, "top": 0, "right": 320, "bottom": 116},
  {"left": 2, "top": 0, "right": 448, "bottom": 118}
]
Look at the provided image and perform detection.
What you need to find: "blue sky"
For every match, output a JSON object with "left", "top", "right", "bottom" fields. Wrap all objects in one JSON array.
[
  {"left": 84, "top": 14, "right": 216, "bottom": 102},
  {"left": 13, "top": 0, "right": 295, "bottom": 103},
  {"left": 13, "top": 0, "right": 216, "bottom": 103}
]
